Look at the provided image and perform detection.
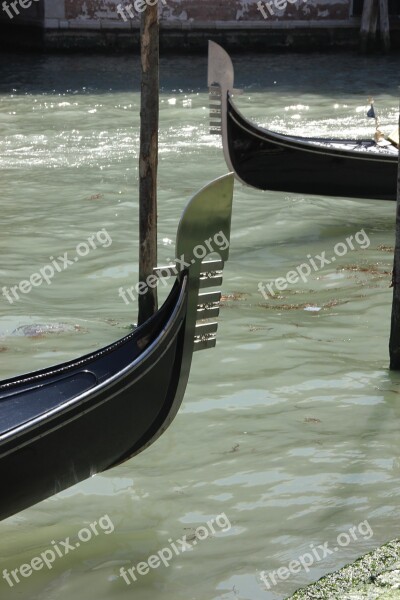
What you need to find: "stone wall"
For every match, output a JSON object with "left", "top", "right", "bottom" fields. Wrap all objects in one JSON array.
[
  {"left": 2, "top": 0, "right": 399, "bottom": 51},
  {"left": 61, "top": 0, "right": 351, "bottom": 27},
  {"left": 0, "top": 0, "right": 352, "bottom": 30}
]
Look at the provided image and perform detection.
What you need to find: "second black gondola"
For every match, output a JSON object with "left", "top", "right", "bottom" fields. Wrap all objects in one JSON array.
[{"left": 208, "top": 41, "right": 398, "bottom": 201}]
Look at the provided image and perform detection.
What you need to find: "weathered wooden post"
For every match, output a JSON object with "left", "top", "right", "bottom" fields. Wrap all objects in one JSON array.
[
  {"left": 379, "top": 0, "right": 391, "bottom": 52},
  {"left": 389, "top": 112, "right": 400, "bottom": 369},
  {"left": 370, "top": 0, "right": 379, "bottom": 42},
  {"left": 360, "top": 0, "right": 375, "bottom": 52},
  {"left": 360, "top": 0, "right": 390, "bottom": 53},
  {"left": 138, "top": 1, "right": 159, "bottom": 325}
]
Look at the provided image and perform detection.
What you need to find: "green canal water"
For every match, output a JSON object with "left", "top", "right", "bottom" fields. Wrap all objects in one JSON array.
[{"left": 0, "top": 51, "right": 399, "bottom": 600}]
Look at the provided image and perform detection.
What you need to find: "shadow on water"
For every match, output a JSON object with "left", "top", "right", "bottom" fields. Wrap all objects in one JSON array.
[{"left": 0, "top": 51, "right": 399, "bottom": 97}]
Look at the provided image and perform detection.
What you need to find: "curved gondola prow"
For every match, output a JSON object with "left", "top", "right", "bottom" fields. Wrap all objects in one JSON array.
[
  {"left": 207, "top": 40, "right": 234, "bottom": 100},
  {"left": 0, "top": 175, "right": 234, "bottom": 521},
  {"left": 175, "top": 171, "right": 234, "bottom": 384},
  {"left": 208, "top": 41, "right": 246, "bottom": 185},
  {"left": 208, "top": 43, "right": 398, "bottom": 200},
  {"left": 136, "top": 173, "right": 235, "bottom": 453},
  {"left": 91, "top": 174, "right": 235, "bottom": 470}
]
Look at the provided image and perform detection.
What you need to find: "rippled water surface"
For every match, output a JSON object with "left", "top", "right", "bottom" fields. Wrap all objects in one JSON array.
[{"left": 0, "top": 51, "right": 399, "bottom": 600}]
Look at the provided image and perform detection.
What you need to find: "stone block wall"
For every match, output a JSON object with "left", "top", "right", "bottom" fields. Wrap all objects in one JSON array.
[{"left": 0, "top": 0, "right": 352, "bottom": 29}]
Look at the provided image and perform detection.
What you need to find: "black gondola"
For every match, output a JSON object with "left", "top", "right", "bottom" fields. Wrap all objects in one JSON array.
[
  {"left": 208, "top": 41, "right": 398, "bottom": 201},
  {"left": 0, "top": 174, "right": 234, "bottom": 521}
]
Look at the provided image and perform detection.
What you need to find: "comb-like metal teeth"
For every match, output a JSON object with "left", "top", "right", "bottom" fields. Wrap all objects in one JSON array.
[
  {"left": 196, "top": 291, "right": 221, "bottom": 320},
  {"left": 210, "top": 123, "right": 222, "bottom": 134},
  {"left": 201, "top": 259, "right": 224, "bottom": 271},
  {"left": 193, "top": 257, "right": 226, "bottom": 349},
  {"left": 156, "top": 256, "right": 226, "bottom": 350},
  {"left": 209, "top": 84, "right": 222, "bottom": 135},
  {"left": 153, "top": 260, "right": 224, "bottom": 280},
  {"left": 199, "top": 261, "right": 223, "bottom": 288},
  {"left": 198, "top": 291, "right": 222, "bottom": 304},
  {"left": 209, "top": 90, "right": 221, "bottom": 102},
  {"left": 199, "top": 272, "right": 222, "bottom": 289},
  {"left": 194, "top": 322, "right": 219, "bottom": 349},
  {"left": 197, "top": 305, "right": 220, "bottom": 319},
  {"left": 195, "top": 322, "right": 218, "bottom": 335},
  {"left": 194, "top": 337, "right": 217, "bottom": 351}
]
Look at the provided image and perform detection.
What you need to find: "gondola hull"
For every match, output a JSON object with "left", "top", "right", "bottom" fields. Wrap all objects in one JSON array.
[
  {"left": 0, "top": 174, "right": 234, "bottom": 521},
  {"left": 0, "top": 281, "right": 187, "bottom": 520},
  {"left": 208, "top": 41, "right": 398, "bottom": 201},
  {"left": 227, "top": 100, "right": 397, "bottom": 200}
]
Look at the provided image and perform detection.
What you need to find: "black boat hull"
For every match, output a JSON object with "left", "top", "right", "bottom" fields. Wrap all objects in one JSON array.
[
  {"left": 0, "top": 281, "right": 187, "bottom": 520},
  {"left": 0, "top": 174, "right": 234, "bottom": 521},
  {"left": 208, "top": 40, "right": 398, "bottom": 201},
  {"left": 227, "top": 99, "right": 397, "bottom": 201}
]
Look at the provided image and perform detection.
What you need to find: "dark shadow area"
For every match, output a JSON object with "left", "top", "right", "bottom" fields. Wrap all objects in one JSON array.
[{"left": 0, "top": 51, "right": 398, "bottom": 98}]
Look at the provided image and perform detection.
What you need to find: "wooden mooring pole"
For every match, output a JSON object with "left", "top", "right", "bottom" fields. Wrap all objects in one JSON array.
[
  {"left": 138, "top": 3, "right": 159, "bottom": 325},
  {"left": 360, "top": 0, "right": 391, "bottom": 53},
  {"left": 379, "top": 0, "right": 391, "bottom": 52},
  {"left": 360, "top": 0, "right": 375, "bottom": 52},
  {"left": 389, "top": 113, "right": 400, "bottom": 369}
]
